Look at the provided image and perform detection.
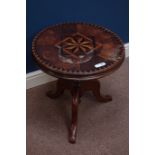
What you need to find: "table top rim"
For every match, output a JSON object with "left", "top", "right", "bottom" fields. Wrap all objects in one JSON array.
[{"left": 32, "top": 22, "right": 125, "bottom": 80}]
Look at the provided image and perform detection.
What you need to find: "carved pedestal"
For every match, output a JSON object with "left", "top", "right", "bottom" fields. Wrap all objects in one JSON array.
[{"left": 47, "top": 79, "right": 112, "bottom": 143}]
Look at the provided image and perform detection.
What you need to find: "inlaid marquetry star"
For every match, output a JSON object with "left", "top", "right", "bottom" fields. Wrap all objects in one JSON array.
[
  {"left": 63, "top": 36, "right": 93, "bottom": 54},
  {"left": 55, "top": 33, "right": 96, "bottom": 58}
]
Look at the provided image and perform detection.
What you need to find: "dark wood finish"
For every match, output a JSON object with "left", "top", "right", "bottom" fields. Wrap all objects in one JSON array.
[
  {"left": 47, "top": 79, "right": 112, "bottom": 103},
  {"left": 32, "top": 23, "right": 125, "bottom": 143},
  {"left": 32, "top": 23, "right": 125, "bottom": 81},
  {"left": 69, "top": 82, "right": 79, "bottom": 143},
  {"left": 46, "top": 79, "right": 65, "bottom": 98},
  {"left": 47, "top": 79, "right": 112, "bottom": 143}
]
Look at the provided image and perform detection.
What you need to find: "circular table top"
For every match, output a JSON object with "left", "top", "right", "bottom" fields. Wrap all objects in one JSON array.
[{"left": 32, "top": 23, "right": 125, "bottom": 81}]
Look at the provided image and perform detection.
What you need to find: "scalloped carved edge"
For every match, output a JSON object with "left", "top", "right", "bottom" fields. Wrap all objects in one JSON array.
[
  {"left": 27, "top": 43, "right": 128, "bottom": 89},
  {"left": 32, "top": 22, "right": 125, "bottom": 76}
]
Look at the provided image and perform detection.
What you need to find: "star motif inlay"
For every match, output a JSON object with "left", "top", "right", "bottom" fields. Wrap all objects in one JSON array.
[
  {"left": 62, "top": 35, "right": 93, "bottom": 54},
  {"left": 56, "top": 33, "right": 102, "bottom": 59}
]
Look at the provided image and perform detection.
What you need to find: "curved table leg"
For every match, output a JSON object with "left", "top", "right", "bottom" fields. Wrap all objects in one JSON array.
[
  {"left": 46, "top": 79, "right": 112, "bottom": 143},
  {"left": 46, "top": 79, "right": 65, "bottom": 99},
  {"left": 69, "top": 86, "right": 80, "bottom": 144},
  {"left": 92, "top": 80, "right": 112, "bottom": 102}
]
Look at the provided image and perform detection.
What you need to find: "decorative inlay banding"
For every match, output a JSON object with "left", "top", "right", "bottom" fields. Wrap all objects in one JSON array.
[{"left": 32, "top": 22, "right": 125, "bottom": 77}]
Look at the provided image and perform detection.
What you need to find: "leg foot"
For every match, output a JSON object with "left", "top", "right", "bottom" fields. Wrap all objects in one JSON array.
[
  {"left": 46, "top": 79, "right": 65, "bottom": 99},
  {"left": 91, "top": 80, "right": 112, "bottom": 102},
  {"left": 93, "top": 92, "right": 112, "bottom": 102},
  {"left": 69, "top": 124, "right": 77, "bottom": 144},
  {"left": 69, "top": 84, "right": 80, "bottom": 144}
]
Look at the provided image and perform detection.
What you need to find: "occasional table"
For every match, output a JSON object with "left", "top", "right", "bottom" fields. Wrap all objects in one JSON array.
[{"left": 32, "top": 23, "right": 125, "bottom": 143}]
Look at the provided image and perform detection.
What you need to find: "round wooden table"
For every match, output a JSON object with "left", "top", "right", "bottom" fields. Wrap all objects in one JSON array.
[{"left": 32, "top": 23, "right": 125, "bottom": 143}]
